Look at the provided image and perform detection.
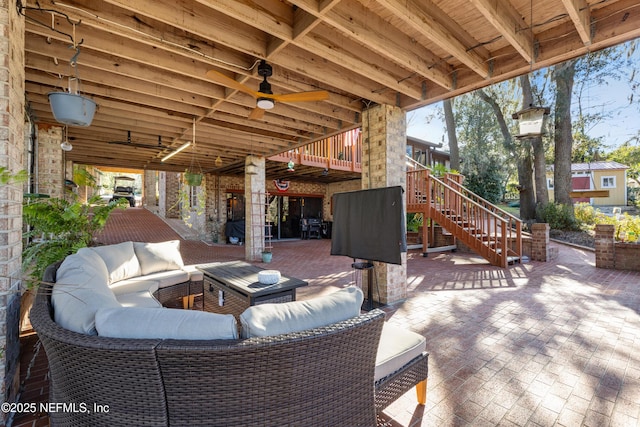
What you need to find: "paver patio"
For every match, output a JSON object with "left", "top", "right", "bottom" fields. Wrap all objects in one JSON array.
[{"left": 13, "top": 208, "right": 640, "bottom": 426}]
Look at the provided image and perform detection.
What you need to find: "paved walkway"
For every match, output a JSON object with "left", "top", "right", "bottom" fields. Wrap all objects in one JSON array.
[{"left": 13, "top": 208, "right": 640, "bottom": 426}]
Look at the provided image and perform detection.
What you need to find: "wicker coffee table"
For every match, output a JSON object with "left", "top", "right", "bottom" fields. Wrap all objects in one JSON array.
[{"left": 196, "top": 261, "right": 308, "bottom": 321}]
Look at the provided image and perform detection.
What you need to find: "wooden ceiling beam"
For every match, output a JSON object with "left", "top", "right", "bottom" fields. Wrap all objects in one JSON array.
[
  {"left": 375, "top": 0, "right": 490, "bottom": 78},
  {"left": 290, "top": 0, "right": 453, "bottom": 90},
  {"left": 561, "top": 0, "right": 592, "bottom": 46},
  {"left": 469, "top": 0, "right": 534, "bottom": 63}
]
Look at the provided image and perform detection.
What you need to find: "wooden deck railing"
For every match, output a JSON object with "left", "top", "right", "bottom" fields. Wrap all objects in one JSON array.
[
  {"left": 407, "top": 169, "right": 522, "bottom": 268},
  {"left": 269, "top": 128, "right": 362, "bottom": 172}
]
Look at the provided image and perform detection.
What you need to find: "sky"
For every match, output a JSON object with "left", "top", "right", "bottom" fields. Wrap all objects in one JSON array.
[{"left": 407, "top": 45, "right": 640, "bottom": 153}]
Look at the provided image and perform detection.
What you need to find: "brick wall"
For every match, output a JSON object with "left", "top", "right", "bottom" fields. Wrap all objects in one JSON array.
[
  {"left": 362, "top": 104, "right": 407, "bottom": 305},
  {"left": 1, "top": 1, "right": 25, "bottom": 415},
  {"left": 143, "top": 170, "right": 158, "bottom": 210},
  {"left": 531, "top": 223, "right": 550, "bottom": 262},
  {"left": 594, "top": 224, "right": 640, "bottom": 271},
  {"left": 164, "top": 171, "right": 181, "bottom": 218},
  {"left": 36, "top": 124, "right": 64, "bottom": 199}
]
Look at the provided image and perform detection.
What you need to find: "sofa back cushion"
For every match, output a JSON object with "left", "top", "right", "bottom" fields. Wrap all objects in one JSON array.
[
  {"left": 90, "top": 241, "right": 142, "bottom": 284},
  {"left": 52, "top": 249, "right": 121, "bottom": 335},
  {"left": 133, "top": 240, "right": 184, "bottom": 276},
  {"left": 95, "top": 307, "right": 238, "bottom": 340},
  {"left": 240, "top": 286, "right": 363, "bottom": 338}
]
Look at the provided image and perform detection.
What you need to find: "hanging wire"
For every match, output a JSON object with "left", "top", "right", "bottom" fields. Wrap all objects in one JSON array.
[{"left": 188, "top": 117, "right": 202, "bottom": 174}]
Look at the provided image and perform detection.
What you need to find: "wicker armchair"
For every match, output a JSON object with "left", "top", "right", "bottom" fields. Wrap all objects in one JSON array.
[{"left": 30, "top": 282, "right": 386, "bottom": 426}]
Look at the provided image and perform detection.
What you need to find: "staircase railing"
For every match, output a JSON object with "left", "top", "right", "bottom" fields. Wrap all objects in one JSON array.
[
  {"left": 443, "top": 173, "right": 522, "bottom": 261},
  {"left": 407, "top": 169, "right": 522, "bottom": 267}
]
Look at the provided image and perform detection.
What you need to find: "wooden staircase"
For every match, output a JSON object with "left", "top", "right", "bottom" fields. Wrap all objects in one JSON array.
[{"left": 407, "top": 169, "right": 522, "bottom": 268}]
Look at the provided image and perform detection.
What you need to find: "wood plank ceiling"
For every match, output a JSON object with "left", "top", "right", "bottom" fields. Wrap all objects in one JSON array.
[{"left": 21, "top": 0, "right": 640, "bottom": 181}]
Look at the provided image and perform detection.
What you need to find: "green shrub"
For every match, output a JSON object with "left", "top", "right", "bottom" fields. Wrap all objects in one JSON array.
[{"left": 536, "top": 202, "right": 579, "bottom": 230}]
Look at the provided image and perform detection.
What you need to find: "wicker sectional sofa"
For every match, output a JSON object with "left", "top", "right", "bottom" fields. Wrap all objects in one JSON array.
[{"left": 31, "top": 244, "right": 429, "bottom": 426}]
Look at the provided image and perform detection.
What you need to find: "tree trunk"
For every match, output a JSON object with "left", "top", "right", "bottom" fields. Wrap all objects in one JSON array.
[
  {"left": 518, "top": 152, "right": 536, "bottom": 221},
  {"left": 443, "top": 98, "right": 460, "bottom": 170},
  {"left": 519, "top": 75, "right": 549, "bottom": 209},
  {"left": 553, "top": 60, "right": 577, "bottom": 209},
  {"left": 477, "top": 89, "right": 536, "bottom": 220}
]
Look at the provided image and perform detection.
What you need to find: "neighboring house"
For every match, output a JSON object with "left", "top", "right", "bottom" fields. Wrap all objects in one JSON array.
[
  {"left": 406, "top": 136, "right": 451, "bottom": 169},
  {"left": 547, "top": 161, "right": 629, "bottom": 206}
]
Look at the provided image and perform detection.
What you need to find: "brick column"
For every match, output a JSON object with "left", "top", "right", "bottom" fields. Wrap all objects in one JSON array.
[
  {"left": 143, "top": 170, "right": 158, "bottom": 211},
  {"left": 36, "top": 124, "right": 64, "bottom": 199},
  {"left": 1, "top": 1, "right": 25, "bottom": 413},
  {"left": 165, "top": 172, "right": 181, "bottom": 218},
  {"left": 595, "top": 224, "right": 615, "bottom": 269},
  {"left": 531, "top": 223, "right": 550, "bottom": 261},
  {"left": 361, "top": 104, "right": 407, "bottom": 305},
  {"left": 244, "top": 155, "right": 265, "bottom": 261}
]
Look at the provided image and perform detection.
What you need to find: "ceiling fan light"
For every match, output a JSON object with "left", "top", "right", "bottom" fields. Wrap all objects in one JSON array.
[
  {"left": 257, "top": 97, "right": 275, "bottom": 110},
  {"left": 60, "top": 141, "right": 73, "bottom": 151}
]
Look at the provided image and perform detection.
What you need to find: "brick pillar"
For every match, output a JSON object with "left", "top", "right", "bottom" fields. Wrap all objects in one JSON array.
[
  {"left": 36, "top": 124, "right": 64, "bottom": 199},
  {"left": 144, "top": 170, "right": 158, "bottom": 211},
  {"left": 595, "top": 224, "right": 615, "bottom": 269},
  {"left": 165, "top": 172, "right": 181, "bottom": 218},
  {"left": 1, "top": 1, "right": 25, "bottom": 415},
  {"left": 244, "top": 155, "right": 266, "bottom": 261},
  {"left": 361, "top": 104, "right": 407, "bottom": 305},
  {"left": 531, "top": 223, "right": 550, "bottom": 261}
]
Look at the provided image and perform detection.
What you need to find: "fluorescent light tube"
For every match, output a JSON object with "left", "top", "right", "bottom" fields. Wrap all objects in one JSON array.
[{"left": 161, "top": 141, "right": 191, "bottom": 162}]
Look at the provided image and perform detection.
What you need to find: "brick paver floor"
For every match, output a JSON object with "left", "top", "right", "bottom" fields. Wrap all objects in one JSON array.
[{"left": 12, "top": 207, "right": 640, "bottom": 426}]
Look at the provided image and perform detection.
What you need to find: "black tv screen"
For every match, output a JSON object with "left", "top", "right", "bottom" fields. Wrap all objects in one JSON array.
[{"left": 330, "top": 186, "right": 406, "bottom": 265}]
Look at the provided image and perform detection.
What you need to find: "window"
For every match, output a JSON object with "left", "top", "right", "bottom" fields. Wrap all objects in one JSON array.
[
  {"left": 547, "top": 178, "right": 554, "bottom": 189},
  {"left": 601, "top": 176, "right": 616, "bottom": 188}
]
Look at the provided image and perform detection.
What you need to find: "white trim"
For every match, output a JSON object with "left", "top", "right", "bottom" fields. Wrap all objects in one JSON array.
[{"left": 601, "top": 176, "right": 616, "bottom": 189}]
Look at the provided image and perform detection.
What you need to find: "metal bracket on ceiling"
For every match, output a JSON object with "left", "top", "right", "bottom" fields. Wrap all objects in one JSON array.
[
  {"left": 452, "top": 71, "right": 457, "bottom": 90},
  {"left": 17, "top": 1, "right": 84, "bottom": 47},
  {"left": 396, "top": 92, "right": 401, "bottom": 107},
  {"left": 421, "top": 81, "right": 427, "bottom": 100},
  {"left": 488, "top": 59, "right": 494, "bottom": 78}
]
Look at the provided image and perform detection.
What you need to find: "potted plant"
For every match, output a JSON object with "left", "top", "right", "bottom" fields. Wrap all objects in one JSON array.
[
  {"left": 261, "top": 249, "right": 272, "bottom": 263},
  {"left": 22, "top": 193, "right": 128, "bottom": 288},
  {"left": 184, "top": 171, "right": 203, "bottom": 187},
  {"left": 48, "top": 47, "right": 97, "bottom": 127}
]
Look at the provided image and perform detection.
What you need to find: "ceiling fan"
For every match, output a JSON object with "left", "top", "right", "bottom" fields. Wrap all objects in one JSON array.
[
  {"left": 108, "top": 131, "right": 170, "bottom": 149},
  {"left": 205, "top": 60, "right": 330, "bottom": 120}
]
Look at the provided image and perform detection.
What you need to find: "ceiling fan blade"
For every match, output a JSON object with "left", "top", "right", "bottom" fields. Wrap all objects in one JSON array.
[
  {"left": 108, "top": 141, "right": 169, "bottom": 149},
  {"left": 205, "top": 69, "right": 258, "bottom": 98},
  {"left": 248, "top": 107, "right": 265, "bottom": 120},
  {"left": 270, "top": 90, "right": 329, "bottom": 103}
]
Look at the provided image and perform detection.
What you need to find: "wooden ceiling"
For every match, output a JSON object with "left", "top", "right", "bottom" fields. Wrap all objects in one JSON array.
[{"left": 22, "top": 0, "right": 640, "bottom": 181}]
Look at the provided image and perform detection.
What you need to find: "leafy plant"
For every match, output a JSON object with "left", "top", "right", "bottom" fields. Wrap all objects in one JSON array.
[
  {"left": 22, "top": 194, "right": 127, "bottom": 287},
  {"left": 0, "top": 167, "right": 27, "bottom": 185},
  {"left": 536, "top": 202, "right": 579, "bottom": 230}
]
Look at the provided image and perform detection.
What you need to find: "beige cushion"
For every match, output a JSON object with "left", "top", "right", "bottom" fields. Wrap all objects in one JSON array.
[
  {"left": 90, "top": 241, "right": 141, "bottom": 284},
  {"left": 375, "top": 323, "right": 427, "bottom": 381},
  {"left": 182, "top": 264, "right": 203, "bottom": 281},
  {"left": 133, "top": 240, "right": 184, "bottom": 275},
  {"left": 109, "top": 279, "right": 159, "bottom": 296},
  {"left": 95, "top": 307, "right": 238, "bottom": 340},
  {"left": 126, "top": 270, "right": 189, "bottom": 289},
  {"left": 240, "top": 287, "right": 363, "bottom": 338},
  {"left": 115, "top": 289, "right": 162, "bottom": 308},
  {"left": 52, "top": 250, "right": 120, "bottom": 335}
]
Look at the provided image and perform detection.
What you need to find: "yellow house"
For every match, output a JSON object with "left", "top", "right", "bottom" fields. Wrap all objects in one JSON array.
[{"left": 547, "top": 161, "right": 629, "bottom": 206}]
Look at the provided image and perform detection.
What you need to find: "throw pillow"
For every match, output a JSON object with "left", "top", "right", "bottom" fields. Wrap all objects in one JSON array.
[
  {"left": 95, "top": 307, "right": 238, "bottom": 340},
  {"left": 90, "top": 241, "right": 142, "bottom": 283},
  {"left": 240, "top": 286, "right": 363, "bottom": 338},
  {"left": 52, "top": 249, "right": 121, "bottom": 335},
  {"left": 133, "top": 240, "right": 184, "bottom": 276}
]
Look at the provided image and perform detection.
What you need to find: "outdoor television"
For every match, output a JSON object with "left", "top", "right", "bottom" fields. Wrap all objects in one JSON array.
[{"left": 330, "top": 186, "right": 407, "bottom": 265}]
